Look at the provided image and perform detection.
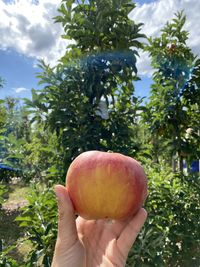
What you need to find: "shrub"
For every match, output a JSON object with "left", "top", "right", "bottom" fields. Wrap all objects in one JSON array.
[
  {"left": 15, "top": 183, "right": 57, "bottom": 267},
  {"left": 127, "top": 165, "right": 200, "bottom": 266}
]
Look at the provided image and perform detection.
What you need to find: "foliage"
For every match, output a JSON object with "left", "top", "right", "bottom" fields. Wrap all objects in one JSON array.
[
  {"left": 0, "top": 99, "right": 7, "bottom": 162},
  {"left": 0, "top": 99, "right": 32, "bottom": 182},
  {"left": 0, "top": 173, "right": 18, "bottom": 267},
  {"left": 3, "top": 122, "right": 62, "bottom": 183},
  {"left": 23, "top": 0, "right": 146, "bottom": 181},
  {"left": 0, "top": 169, "right": 21, "bottom": 183},
  {"left": 127, "top": 165, "right": 200, "bottom": 267},
  {"left": 15, "top": 183, "right": 57, "bottom": 267},
  {"left": 0, "top": 185, "right": 7, "bottom": 205},
  {"left": 22, "top": 126, "right": 64, "bottom": 182},
  {"left": 55, "top": 0, "right": 145, "bottom": 57},
  {"left": 144, "top": 11, "right": 200, "bottom": 171},
  {"left": 0, "top": 241, "right": 18, "bottom": 267},
  {"left": 0, "top": 97, "right": 60, "bottom": 182}
]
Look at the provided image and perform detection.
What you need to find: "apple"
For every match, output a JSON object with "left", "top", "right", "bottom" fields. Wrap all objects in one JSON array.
[{"left": 66, "top": 150, "right": 148, "bottom": 220}]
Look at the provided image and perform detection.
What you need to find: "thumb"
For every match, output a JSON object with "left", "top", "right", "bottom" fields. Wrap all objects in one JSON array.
[{"left": 54, "top": 185, "right": 78, "bottom": 246}]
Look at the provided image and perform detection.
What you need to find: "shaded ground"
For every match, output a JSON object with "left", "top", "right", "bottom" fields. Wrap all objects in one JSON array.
[{"left": 0, "top": 181, "right": 31, "bottom": 263}]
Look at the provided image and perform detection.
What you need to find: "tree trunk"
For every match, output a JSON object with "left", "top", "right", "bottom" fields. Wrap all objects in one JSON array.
[
  {"left": 179, "top": 154, "right": 184, "bottom": 173},
  {"left": 172, "top": 156, "right": 177, "bottom": 172}
]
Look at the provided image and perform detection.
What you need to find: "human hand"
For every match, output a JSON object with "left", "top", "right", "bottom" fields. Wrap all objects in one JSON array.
[{"left": 51, "top": 185, "right": 147, "bottom": 267}]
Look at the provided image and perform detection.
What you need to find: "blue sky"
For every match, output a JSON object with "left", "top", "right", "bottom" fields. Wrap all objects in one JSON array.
[
  {"left": 0, "top": 0, "right": 200, "bottom": 102},
  {"left": 0, "top": 49, "right": 39, "bottom": 99},
  {"left": 0, "top": 48, "right": 152, "bottom": 101}
]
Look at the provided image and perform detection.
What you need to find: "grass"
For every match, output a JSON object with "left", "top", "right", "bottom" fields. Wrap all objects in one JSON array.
[
  {"left": 2, "top": 183, "right": 30, "bottom": 209},
  {"left": 17, "top": 238, "right": 33, "bottom": 262},
  {"left": 6, "top": 185, "right": 30, "bottom": 202}
]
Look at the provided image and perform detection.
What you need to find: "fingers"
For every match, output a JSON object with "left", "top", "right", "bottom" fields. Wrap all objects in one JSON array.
[
  {"left": 54, "top": 185, "right": 78, "bottom": 246},
  {"left": 117, "top": 208, "right": 147, "bottom": 257}
]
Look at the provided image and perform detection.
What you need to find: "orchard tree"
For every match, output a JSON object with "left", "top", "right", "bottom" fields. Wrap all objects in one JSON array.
[
  {"left": 0, "top": 98, "right": 32, "bottom": 171},
  {"left": 0, "top": 76, "right": 5, "bottom": 125},
  {"left": 25, "top": 0, "right": 146, "bottom": 178},
  {"left": 0, "top": 103, "right": 7, "bottom": 162},
  {"left": 0, "top": 79, "right": 6, "bottom": 162},
  {"left": 144, "top": 11, "right": 200, "bottom": 171}
]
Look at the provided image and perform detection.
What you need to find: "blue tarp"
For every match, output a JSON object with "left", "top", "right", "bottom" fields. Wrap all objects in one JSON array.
[
  {"left": 0, "top": 164, "right": 15, "bottom": 171},
  {"left": 191, "top": 160, "right": 199, "bottom": 173},
  {"left": 183, "top": 160, "right": 199, "bottom": 173}
]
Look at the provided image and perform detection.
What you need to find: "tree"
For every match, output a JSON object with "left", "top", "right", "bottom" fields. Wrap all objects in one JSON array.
[
  {"left": 0, "top": 79, "right": 7, "bottom": 163},
  {"left": 25, "top": 0, "right": 146, "bottom": 179},
  {"left": 144, "top": 11, "right": 200, "bottom": 171},
  {"left": 0, "top": 76, "right": 6, "bottom": 129},
  {"left": 0, "top": 98, "right": 31, "bottom": 173}
]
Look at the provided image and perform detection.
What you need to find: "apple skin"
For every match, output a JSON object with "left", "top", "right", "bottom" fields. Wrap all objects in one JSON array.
[{"left": 66, "top": 150, "right": 148, "bottom": 220}]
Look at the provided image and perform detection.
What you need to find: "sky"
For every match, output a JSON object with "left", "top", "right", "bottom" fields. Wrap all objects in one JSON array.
[{"left": 0, "top": 0, "right": 200, "bottom": 102}]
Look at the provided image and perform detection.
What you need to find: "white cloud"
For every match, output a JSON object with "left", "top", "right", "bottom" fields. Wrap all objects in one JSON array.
[
  {"left": 0, "top": 0, "right": 199, "bottom": 77},
  {"left": 14, "top": 87, "right": 29, "bottom": 93},
  {"left": 131, "top": 0, "right": 200, "bottom": 76},
  {"left": 136, "top": 50, "right": 153, "bottom": 78},
  {"left": 0, "top": 0, "right": 68, "bottom": 66}
]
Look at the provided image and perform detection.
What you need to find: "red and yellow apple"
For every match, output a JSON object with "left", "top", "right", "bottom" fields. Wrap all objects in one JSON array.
[{"left": 66, "top": 150, "right": 148, "bottom": 220}]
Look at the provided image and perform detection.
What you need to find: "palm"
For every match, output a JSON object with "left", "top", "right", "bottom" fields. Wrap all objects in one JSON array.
[{"left": 76, "top": 214, "right": 143, "bottom": 267}]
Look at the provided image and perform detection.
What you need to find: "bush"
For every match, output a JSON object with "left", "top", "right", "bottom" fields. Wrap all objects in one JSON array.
[
  {"left": 0, "top": 241, "right": 18, "bottom": 267},
  {"left": 127, "top": 165, "right": 200, "bottom": 266},
  {"left": 15, "top": 183, "right": 57, "bottom": 267},
  {"left": 0, "top": 168, "right": 21, "bottom": 184}
]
